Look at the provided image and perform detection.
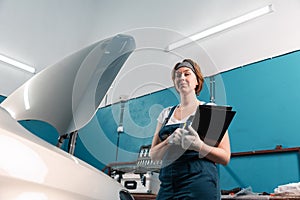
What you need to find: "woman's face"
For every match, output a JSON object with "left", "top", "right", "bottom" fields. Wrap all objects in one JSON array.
[{"left": 174, "top": 67, "right": 198, "bottom": 95}]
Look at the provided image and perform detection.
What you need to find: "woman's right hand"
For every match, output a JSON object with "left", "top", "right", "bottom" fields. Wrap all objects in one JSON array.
[{"left": 168, "top": 128, "right": 184, "bottom": 145}]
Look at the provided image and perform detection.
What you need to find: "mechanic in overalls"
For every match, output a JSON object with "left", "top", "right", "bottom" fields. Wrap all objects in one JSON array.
[{"left": 150, "top": 59, "right": 231, "bottom": 200}]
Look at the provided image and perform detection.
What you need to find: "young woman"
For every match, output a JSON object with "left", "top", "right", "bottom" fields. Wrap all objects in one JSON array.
[{"left": 150, "top": 59, "right": 231, "bottom": 200}]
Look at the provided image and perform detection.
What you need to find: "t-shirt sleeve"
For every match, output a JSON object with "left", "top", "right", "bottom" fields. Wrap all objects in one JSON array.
[{"left": 157, "top": 107, "right": 172, "bottom": 124}]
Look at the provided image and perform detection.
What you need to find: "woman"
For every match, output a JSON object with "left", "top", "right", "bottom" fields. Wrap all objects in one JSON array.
[{"left": 150, "top": 59, "right": 231, "bottom": 200}]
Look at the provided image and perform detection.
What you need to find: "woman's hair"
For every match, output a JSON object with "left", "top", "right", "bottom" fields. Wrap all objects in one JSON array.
[{"left": 171, "top": 59, "right": 204, "bottom": 95}]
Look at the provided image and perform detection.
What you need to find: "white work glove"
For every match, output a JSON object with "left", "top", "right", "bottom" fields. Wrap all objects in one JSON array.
[
  {"left": 167, "top": 128, "right": 182, "bottom": 145},
  {"left": 181, "top": 125, "right": 204, "bottom": 152}
]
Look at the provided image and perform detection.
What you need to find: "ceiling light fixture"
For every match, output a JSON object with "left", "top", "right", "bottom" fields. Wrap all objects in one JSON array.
[
  {"left": 0, "top": 54, "right": 36, "bottom": 74},
  {"left": 166, "top": 4, "right": 274, "bottom": 51}
]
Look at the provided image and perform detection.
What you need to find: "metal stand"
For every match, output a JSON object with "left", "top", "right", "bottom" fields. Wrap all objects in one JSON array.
[
  {"left": 68, "top": 130, "right": 78, "bottom": 155},
  {"left": 56, "top": 130, "right": 78, "bottom": 155},
  {"left": 209, "top": 76, "right": 216, "bottom": 103},
  {"left": 116, "top": 97, "right": 127, "bottom": 161},
  {"left": 57, "top": 134, "right": 68, "bottom": 148},
  {"left": 116, "top": 131, "right": 122, "bottom": 161}
]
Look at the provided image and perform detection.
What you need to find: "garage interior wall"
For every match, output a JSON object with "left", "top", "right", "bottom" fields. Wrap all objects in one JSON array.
[{"left": 1, "top": 49, "right": 300, "bottom": 193}]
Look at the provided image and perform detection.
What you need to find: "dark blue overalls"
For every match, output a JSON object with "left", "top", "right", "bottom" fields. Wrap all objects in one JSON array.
[{"left": 156, "top": 106, "right": 220, "bottom": 200}]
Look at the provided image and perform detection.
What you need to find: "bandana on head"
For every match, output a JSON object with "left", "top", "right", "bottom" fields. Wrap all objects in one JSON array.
[{"left": 175, "top": 61, "right": 196, "bottom": 74}]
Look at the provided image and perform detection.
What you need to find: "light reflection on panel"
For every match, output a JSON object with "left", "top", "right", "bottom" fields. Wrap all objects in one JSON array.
[{"left": 0, "top": 134, "right": 48, "bottom": 183}]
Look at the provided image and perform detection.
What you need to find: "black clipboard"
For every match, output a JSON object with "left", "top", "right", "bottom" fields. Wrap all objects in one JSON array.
[{"left": 189, "top": 105, "right": 236, "bottom": 147}]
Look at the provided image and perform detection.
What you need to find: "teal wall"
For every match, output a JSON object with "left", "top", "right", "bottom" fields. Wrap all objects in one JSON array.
[
  {"left": 74, "top": 85, "right": 210, "bottom": 171},
  {"left": 218, "top": 51, "right": 300, "bottom": 193},
  {"left": 74, "top": 49, "right": 300, "bottom": 193},
  {"left": 0, "top": 95, "right": 5, "bottom": 103},
  {"left": 2, "top": 50, "right": 300, "bottom": 193}
]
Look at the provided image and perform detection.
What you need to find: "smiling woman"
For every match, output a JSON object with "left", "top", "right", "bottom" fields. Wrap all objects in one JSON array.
[{"left": 150, "top": 59, "right": 231, "bottom": 200}]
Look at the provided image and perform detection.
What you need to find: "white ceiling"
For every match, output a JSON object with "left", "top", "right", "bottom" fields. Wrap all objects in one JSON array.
[{"left": 1, "top": 0, "right": 300, "bottom": 106}]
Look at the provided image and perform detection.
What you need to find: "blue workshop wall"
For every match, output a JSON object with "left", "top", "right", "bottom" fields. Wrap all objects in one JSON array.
[
  {"left": 0, "top": 95, "right": 5, "bottom": 103},
  {"left": 75, "top": 49, "right": 300, "bottom": 193},
  {"left": 218, "top": 50, "right": 300, "bottom": 193},
  {"left": 75, "top": 85, "right": 210, "bottom": 170},
  {"left": 19, "top": 120, "right": 61, "bottom": 147}
]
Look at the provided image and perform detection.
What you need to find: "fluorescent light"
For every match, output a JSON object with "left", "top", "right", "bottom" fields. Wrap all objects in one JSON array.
[
  {"left": 0, "top": 54, "right": 36, "bottom": 74},
  {"left": 166, "top": 4, "right": 274, "bottom": 51}
]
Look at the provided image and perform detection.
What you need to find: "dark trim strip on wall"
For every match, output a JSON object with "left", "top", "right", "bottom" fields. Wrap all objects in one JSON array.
[{"left": 231, "top": 145, "right": 300, "bottom": 157}]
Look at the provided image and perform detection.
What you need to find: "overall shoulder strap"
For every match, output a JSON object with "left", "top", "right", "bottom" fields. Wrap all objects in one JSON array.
[{"left": 161, "top": 106, "right": 176, "bottom": 127}]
